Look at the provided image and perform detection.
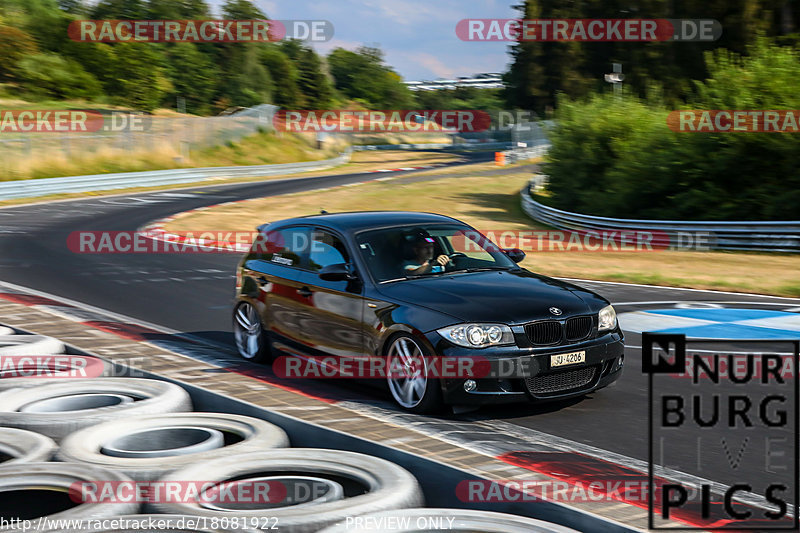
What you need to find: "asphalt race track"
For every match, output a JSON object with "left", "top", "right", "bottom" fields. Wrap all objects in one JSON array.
[{"left": 2, "top": 153, "right": 798, "bottom": 522}]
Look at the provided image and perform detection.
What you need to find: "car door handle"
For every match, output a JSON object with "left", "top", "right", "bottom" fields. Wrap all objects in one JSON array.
[{"left": 297, "top": 286, "right": 312, "bottom": 297}]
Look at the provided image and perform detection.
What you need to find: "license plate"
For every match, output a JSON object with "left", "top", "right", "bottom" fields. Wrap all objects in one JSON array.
[{"left": 550, "top": 351, "right": 586, "bottom": 368}]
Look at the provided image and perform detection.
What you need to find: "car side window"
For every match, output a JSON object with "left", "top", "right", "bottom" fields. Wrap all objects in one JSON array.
[
  {"left": 252, "top": 226, "right": 310, "bottom": 268},
  {"left": 309, "top": 229, "right": 349, "bottom": 271}
]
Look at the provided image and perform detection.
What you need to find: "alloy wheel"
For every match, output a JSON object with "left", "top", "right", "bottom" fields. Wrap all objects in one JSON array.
[
  {"left": 233, "top": 302, "right": 262, "bottom": 360},
  {"left": 386, "top": 336, "right": 429, "bottom": 409}
]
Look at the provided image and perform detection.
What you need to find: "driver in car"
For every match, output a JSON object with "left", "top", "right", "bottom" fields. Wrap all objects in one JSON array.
[{"left": 403, "top": 232, "right": 451, "bottom": 275}]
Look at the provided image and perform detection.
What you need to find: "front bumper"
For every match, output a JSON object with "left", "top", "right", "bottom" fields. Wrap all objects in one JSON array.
[{"left": 426, "top": 331, "right": 625, "bottom": 405}]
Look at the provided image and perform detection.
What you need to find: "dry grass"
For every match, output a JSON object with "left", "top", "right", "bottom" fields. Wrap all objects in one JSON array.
[
  {"left": 165, "top": 169, "right": 800, "bottom": 297},
  {"left": 349, "top": 133, "right": 454, "bottom": 145},
  {"left": 0, "top": 131, "right": 344, "bottom": 182}
]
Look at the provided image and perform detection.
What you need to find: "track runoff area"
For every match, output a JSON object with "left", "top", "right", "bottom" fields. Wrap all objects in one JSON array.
[{"left": 0, "top": 157, "right": 798, "bottom": 531}]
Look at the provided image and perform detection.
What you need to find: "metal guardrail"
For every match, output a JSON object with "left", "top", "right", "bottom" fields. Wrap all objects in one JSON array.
[
  {"left": 521, "top": 178, "right": 800, "bottom": 252},
  {"left": 0, "top": 138, "right": 509, "bottom": 201},
  {"left": 352, "top": 142, "right": 514, "bottom": 151},
  {"left": 501, "top": 143, "right": 551, "bottom": 164},
  {"left": 0, "top": 150, "right": 351, "bottom": 201}
]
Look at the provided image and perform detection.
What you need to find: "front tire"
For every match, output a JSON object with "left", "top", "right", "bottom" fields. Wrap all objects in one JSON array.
[
  {"left": 232, "top": 301, "right": 272, "bottom": 363},
  {"left": 385, "top": 333, "right": 443, "bottom": 414}
]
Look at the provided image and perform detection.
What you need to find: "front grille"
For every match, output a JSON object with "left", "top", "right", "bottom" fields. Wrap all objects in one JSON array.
[
  {"left": 525, "top": 315, "right": 595, "bottom": 346},
  {"left": 525, "top": 366, "right": 597, "bottom": 395},
  {"left": 565, "top": 315, "right": 593, "bottom": 342},
  {"left": 524, "top": 321, "right": 562, "bottom": 345}
]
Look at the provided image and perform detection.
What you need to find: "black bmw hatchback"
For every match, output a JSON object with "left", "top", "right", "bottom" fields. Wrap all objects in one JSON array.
[{"left": 233, "top": 211, "right": 624, "bottom": 413}]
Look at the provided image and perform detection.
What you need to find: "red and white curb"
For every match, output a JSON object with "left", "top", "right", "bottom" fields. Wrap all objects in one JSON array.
[
  {"left": 0, "top": 280, "right": 338, "bottom": 403},
  {"left": 138, "top": 201, "right": 252, "bottom": 253}
]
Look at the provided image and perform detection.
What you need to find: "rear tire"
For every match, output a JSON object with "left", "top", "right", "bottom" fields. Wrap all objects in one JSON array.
[
  {"left": 385, "top": 333, "right": 443, "bottom": 414},
  {"left": 232, "top": 301, "right": 272, "bottom": 363}
]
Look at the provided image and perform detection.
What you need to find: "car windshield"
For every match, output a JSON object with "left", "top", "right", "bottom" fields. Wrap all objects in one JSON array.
[{"left": 356, "top": 224, "right": 518, "bottom": 282}]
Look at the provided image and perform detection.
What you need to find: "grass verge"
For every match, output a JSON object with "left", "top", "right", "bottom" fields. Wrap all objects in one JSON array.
[{"left": 0, "top": 130, "right": 346, "bottom": 182}]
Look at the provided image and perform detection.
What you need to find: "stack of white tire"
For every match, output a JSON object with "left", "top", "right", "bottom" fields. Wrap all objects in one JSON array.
[{"left": 0, "top": 326, "right": 578, "bottom": 532}]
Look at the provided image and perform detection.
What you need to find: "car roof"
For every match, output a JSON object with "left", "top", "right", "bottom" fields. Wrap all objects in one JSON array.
[{"left": 265, "top": 211, "right": 464, "bottom": 233}]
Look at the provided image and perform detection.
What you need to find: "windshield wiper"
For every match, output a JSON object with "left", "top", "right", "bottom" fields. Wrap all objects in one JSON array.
[
  {"left": 380, "top": 274, "right": 427, "bottom": 283},
  {"left": 380, "top": 267, "right": 514, "bottom": 283},
  {"left": 450, "top": 266, "right": 517, "bottom": 273},
  {"left": 379, "top": 271, "right": 448, "bottom": 283}
]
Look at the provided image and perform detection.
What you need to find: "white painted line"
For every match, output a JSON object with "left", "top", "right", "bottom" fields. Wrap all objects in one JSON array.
[
  {"left": 617, "top": 311, "right": 717, "bottom": 333},
  {"left": 626, "top": 345, "right": 796, "bottom": 355},
  {"left": 736, "top": 315, "right": 800, "bottom": 332},
  {"left": 615, "top": 300, "right": 800, "bottom": 307},
  {"left": 0, "top": 279, "right": 234, "bottom": 355},
  {"left": 559, "top": 278, "right": 800, "bottom": 301}
]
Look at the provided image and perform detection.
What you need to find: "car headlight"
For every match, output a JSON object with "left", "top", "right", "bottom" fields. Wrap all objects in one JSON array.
[
  {"left": 598, "top": 304, "right": 617, "bottom": 332},
  {"left": 437, "top": 324, "right": 514, "bottom": 348}
]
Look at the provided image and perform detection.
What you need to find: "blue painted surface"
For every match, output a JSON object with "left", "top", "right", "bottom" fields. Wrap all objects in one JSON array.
[
  {"left": 627, "top": 308, "right": 800, "bottom": 339},
  {"left": 652, "top": 308, "right": 789, "bottom": 321},
  {"left": 658, "top": 323, "right": 800, "bottom": 339}
]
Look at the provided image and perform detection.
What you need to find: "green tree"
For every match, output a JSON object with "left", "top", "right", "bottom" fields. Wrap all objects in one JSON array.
[
  {"left": 58, "top": 0, "right": 87, "bottom": 14},
  {"left": 0, "top": 25, "right": 38, "bottom": 82},
  {"left": 543, "top": 40, "right": 800, "bottom": 221},
  {"left": 281, "top": 40, "right": 334, "bottom": 108},
  {"left": 60, "top": 40, "right": 118, "bottom": 90},
  {"left": 164, "top": 42, "right": 219, "bottom": 114},
  {"left": 13, "top": 0, "right": 72, "bottom": 53},
  {"left": 16, "top": 53, "right": 102, "bottom": 99},
  {"left": 504, "top": 0, "right": 594, "bottom": 114},
  {"left": 504, "top": 0, "right": 791, "bottom": 113},
  {"left": 146, "top": 0, "right": 209, "bottom": 19},
  {"left": 260, "top": 45, "right": 302, "bottom": 107},
  {"left": 105, "top": 43, "right": 171, "bottom": 111},
  {"left": 90, "top": 0, "right": 146, "bottom": 19},
  {"left": 328, "top": 46, "right": 414, "bottom": 108},
  {"left": 221, "top": 0, "right": 265, "bottom": 20},
  {"left": 216, "top": 45, "right": 272, "bottom": 108}
]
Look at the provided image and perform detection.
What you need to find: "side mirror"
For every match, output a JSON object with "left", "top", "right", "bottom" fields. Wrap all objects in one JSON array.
[
  {"left": 319, "top": 263, "right": 356, "bottom": 281},
  {"left": 503, "top": 248, "right": 526, "bottom": 263}
]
